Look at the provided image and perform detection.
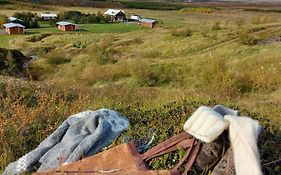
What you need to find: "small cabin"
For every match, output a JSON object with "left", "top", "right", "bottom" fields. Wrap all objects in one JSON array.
[
  {"left": 56, "top": 21, "right": 77, "bottom": 31},
  {"left": 41, "top": 13, "right": 57, "bottom": 20},
  {"left": 104, "top": 9, "right": 126, "bottom": 22},
  {"left": 3, "top": 23, "right": 25, "bottom": 34},
  {"left": 139, "top": 19, "right": 157, "bottom": 28}
]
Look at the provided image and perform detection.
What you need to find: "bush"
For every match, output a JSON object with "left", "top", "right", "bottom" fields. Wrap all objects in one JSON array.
[
  {"left": 120, "top": 1, "right": 185, "bottom": 10},
  {"left": 132, "top": 63, "right": 175, "bottom": 87},
  {"left": 26, "top": 33, "right": 52, "bottom": 42},
  {"left": 86, "top": 36, "right": 118, "bottom": 65},
  {"left": 170, "top": 28, "right": 192, "bottom": 37},
  {"left": 13, "top": 12, "right": 40, "bottom": 28},
  {"left": 200, "top": 57, "right": 253, "bottom": 98},
  {"left": 72, "top": 41, "right": 87, "bottom": 49},
  {"left": 180, "top": 7, "right": 214, "bottom": 13},
  {"left": 238, "top": 31, "right": 259, "bottom": 45},
  {"left": 58, "top": 11, "right": 109, "bottom": 24},
  {"left": 212, "top": 22, "right": 221, "bottom": 30}
]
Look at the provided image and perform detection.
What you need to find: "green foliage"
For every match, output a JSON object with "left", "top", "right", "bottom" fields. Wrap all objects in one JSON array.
[
  {"left": 180, "top": 7, "right": 214, "bottom": 13},
  {"left": 243, "top": 8, "right": 281, "bottom": 13},
  {"left": 200, "top": 57, "right": 253, "bottom": 98},
  {"left": 13, "top": 12, "right": 40, "bottom": 28},
  {"left": 170, "top": 28, "right": 192, "bottom": 37},
  {"left": 120, "top": 1, "right": 185, "bottom": 10},
  {"left": 26, "top": 33, "right": 52, "bottom": 42},
  {"left": 48, "top": 19, "right": 57, "bottom": 27},
  {"left": 132, "top": 63, "right": 176, "bottom": 87},
  {"left": 58, "top": 11, "right": 109, "bottom": 24},
  {"left": 72, "top": 41, "right": 87, "bottom": 49},
  {"left": 86, "top": 36, "right": 117, "bottom": 65},
  {"left": 0, "top": 1, "right": 11, "bottom": 5}
]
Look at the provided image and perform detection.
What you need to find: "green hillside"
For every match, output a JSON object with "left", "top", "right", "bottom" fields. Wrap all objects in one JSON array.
[{"left": 0, "top": 2, "right": 281, "bottom": 174}]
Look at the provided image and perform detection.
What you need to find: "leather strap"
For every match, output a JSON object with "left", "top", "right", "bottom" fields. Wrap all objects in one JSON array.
[
  {"left": 141, "top": 132, "right": 192, "bottom": 161},
  {"left": 172, "top": 138, "right": 196, "bottom": 174},
  {"left": 141, "top": 132, "right": 201, "bottom": 174},
  {"left": 182, "top": 140, "right": 201, "bottom": 174},
  {"left": 144, "top": 139, "right": 195, "bottom": 161}
]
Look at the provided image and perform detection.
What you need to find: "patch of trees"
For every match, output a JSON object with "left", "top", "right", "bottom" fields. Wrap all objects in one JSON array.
[
  {"left": 58, "top": 11, "right": 110, "bottom": 24},
  {"left": 13, "top": 12, "right": 40, "bottom": 28},
  {"left": 120, "top": 1, "right": 186, "bottom": 10}
]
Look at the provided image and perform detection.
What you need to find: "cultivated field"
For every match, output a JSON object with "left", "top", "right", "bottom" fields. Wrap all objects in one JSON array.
[{"left": 0, "top": 2, "right": 281, "bottom": 174}]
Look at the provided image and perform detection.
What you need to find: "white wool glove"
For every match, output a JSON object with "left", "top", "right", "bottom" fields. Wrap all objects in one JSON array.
[
  {"left": 184, "top": 106, "right": 229, "bottom": 143},
  {"left": 225, "top": 115, "right": 263, "bottom": 175}
]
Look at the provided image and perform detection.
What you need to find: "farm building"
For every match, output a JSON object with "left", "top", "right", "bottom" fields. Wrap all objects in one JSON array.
[
  {"left": 3, "top": 23, "right": 25, "bottom": 34},
  {"left": 139, "top": 19, "right": 157, "bottom": 28},
  {"left": 104, "top": 9, "right": 126, "bottom": 22},
  {"left": 8, "top": 17, "right": 23, "bottom": 23},
  {"left": 56, "top": 21, "right": 77, "bottom": 31},
  {"left": 41, "top": 13, "right": 57, "bottom": 20},
  {"left": 129, "top": 15, "right": 141, "bottom": 21}
]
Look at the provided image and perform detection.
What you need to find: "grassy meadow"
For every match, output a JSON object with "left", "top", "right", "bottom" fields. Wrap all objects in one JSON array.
[{"left": 1, "top": 2, "right": 281, "bottom": 174}]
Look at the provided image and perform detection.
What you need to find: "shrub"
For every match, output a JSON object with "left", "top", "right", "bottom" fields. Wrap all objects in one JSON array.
[
  {"left": 13, "top": 12, "right": 40, "bottom": 28},
  {"left": 96, "top": 49, "right": 117, "bottom": 65},
  {"left": 86, "top": 36, "right": 118, "bottom": 65},
  {"left": 132, "top": 63, "right": 175, "bottom": 87},
  {"left": 170, "top": 28, "right": 192, "bottom": 37},
  {"left": 120, "top": 1, "right": 185, "bottom": 10},
  {"left": 180, "top": 7, "right": 214, "bottom": 13},
  {"left": 200, "top": 57, "right": 253, "bottom": 98},
  {"left": 58, "top": 11, "right": 109, "bottom": 24},
  {"left": 238, "top": 31, "right": 259, "bottom": 45},
  {"left": 37, "top": 46, "right": 56, "bottom": 56},
  {"left": 26, "top": 33, "right": 52, "bottom": 42},
  {"left": 212, "top": 22, "right": 221, "bottom": 30}
]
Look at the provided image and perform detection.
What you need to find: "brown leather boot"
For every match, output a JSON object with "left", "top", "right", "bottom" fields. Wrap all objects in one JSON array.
[
  {"left": 194, "top": 133, "right": 226, "bottom": 173},
  {"left": 211, "top": 147, "right": 235, "bottom": 175}
]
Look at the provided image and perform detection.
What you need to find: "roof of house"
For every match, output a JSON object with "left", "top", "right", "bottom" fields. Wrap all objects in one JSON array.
[
  {"left": 8, "top": 17, "right": 23, "bottom": 22},
  {"left": 3, "top": 23, "right": 25, "bottom": 28},
  {"left": 104, "top": 9, "right": 125, "bottom": 16},
  {"left": 130, "top": 15, "right": 141, "bottom": 20},
  {"left": 139, "top": 18, "right": 157, "bottom": 23},
  {"left": 56, "top": 21, "right": 76, "bottom": 26},
  {"left": 41, "top": 13, "right": 57, "bottom": 18}
]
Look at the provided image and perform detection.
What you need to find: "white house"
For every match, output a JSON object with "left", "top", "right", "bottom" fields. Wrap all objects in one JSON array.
[
  {"left": 41, "top": 13, "right": 57, "bottom": 20},
  {"left": 130, "top": 15, "right": 141, "bottom": 21},
  {"left": 104, "top": 9, "right": 126, "bottom": 21}
]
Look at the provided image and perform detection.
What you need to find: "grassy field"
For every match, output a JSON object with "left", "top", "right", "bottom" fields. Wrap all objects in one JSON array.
[
  {"left": 1, "top": 2, "right": 281, "bottom": 174},
  {"left": 0, "top": 22, "right": 144, "bottom": 48}
]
